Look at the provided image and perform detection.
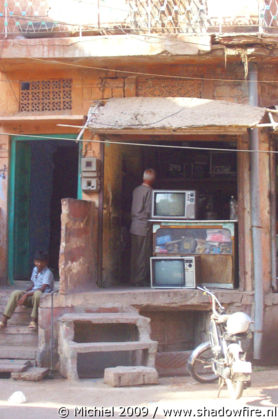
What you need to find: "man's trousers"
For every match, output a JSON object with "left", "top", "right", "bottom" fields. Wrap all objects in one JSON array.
[{"left": 130, "top": 231, "right": 152, "bottom": 284}]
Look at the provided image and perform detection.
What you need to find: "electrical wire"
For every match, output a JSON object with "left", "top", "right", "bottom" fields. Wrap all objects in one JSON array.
[
  {"left": 10, "top": 33, "right": 213, "bottom": 48},
  {"left": 29, "top": 57, "right": 278, "bottom": 84},
  {"left": 0, "top": 33, "right": 278, "bottom": 85},
  {"left": 0, "top": 131, "right": 276, "bottom": 155}
]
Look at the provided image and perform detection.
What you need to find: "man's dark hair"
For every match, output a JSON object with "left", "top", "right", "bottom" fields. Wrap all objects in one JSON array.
[{"left": 34, "top": 250, "right": 49, "bottom": 262}]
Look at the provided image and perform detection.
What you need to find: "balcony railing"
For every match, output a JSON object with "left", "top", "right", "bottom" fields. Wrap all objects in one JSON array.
[{"left": 1, "top": 0, "right": 278, "bottom": 39}]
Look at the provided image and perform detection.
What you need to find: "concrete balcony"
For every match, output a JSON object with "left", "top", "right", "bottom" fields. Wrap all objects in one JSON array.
[{"left": 1, "top": 0, "right": 278, "bottom": 39}]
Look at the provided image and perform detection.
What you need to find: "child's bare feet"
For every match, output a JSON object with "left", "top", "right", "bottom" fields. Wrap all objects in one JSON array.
[
  {"left": 0, "top": 316, "right": 8, "bottom": 329},
  {"left": 28, "top": 320, "right": 37, "bottom": 329}
]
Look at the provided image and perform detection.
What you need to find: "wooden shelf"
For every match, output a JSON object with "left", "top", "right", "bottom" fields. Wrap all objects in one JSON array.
[{"left": 160, "top": 177, "right": 236, "bottom": 183}]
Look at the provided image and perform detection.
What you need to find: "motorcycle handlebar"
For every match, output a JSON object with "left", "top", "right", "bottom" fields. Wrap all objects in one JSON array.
[{"left": 197, "top": 286, "right": 225, "bottom": 315}]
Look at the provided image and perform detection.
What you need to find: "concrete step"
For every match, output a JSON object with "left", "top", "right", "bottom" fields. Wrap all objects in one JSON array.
[
  {"left": 0, "top": 359, "right": 31, "bottom": 373},
  {"left": 0, "top": 326, "right": 38, "bottom": 346},
  {"left": 70, "top": 340, "right": 157, "bottom": 353},
  {"left": 0, "top": 306, "right": 32, "bottom": 326},
  {"left": 0, "top": 345, "right": 37, "bottom": 360},
  {"left": 12, "top": 367, "right": 49, "bottom": 381}
]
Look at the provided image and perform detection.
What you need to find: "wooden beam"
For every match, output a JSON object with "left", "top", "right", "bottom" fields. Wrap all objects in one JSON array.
[
  {"left": 108, "top": 134, "right": 237, "bottom": 143},
  {"left": 257, "top": 129, "right": 272, "bottom": 294},
  {"left": 269, "top": 136, "right": 277, "bottom": 291},
  {"left": 0, "top": 115, "right": 85, "bottom": 123},
  {"left": 90, "top": 127, "right": 247, "bottom": 136},
  {"left": 237, "top": 134, "right": 253, "bottom": 292}
]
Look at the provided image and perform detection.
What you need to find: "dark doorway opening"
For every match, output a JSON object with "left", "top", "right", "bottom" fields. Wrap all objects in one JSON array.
[{"left": 10, "top": 137, "right": 79, "bottom": 281}]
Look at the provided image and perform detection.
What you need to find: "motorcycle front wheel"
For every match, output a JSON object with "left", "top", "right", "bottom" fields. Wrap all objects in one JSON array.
[
  {"left": 225, "top": 379, "right": 244, "bottom": 400},
  {"left": 187, "top": 341, "right": 218, "bottom": 383}
]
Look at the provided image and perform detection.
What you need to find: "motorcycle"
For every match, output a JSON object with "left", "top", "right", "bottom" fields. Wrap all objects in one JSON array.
[{"left": 187, "top": 286, "right": 252, "bottom": 399}]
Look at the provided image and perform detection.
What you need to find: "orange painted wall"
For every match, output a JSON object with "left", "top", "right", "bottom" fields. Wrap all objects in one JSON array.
[{"left": 0, "top": 59, "right": 275, "bottom": 284}]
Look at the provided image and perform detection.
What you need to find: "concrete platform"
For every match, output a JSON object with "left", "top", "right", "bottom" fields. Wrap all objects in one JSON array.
[{"left": 40, "top": 287, "right": 254, "bottom": 312}]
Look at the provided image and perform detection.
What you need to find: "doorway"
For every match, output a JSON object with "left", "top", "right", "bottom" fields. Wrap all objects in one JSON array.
[
  {"left": 102, "top": 137, "right": 238, "bottom": 288},
  {"left": 8, "top": 135, "right": 81, "bottom": 283}
]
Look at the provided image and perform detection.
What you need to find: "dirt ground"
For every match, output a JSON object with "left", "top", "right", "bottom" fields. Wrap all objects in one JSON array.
[{"left": 0, "top": 368, "right": 277, "bottom": 419}]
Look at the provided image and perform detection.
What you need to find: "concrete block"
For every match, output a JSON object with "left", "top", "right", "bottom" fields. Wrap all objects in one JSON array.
[
  {"left": 104, "top": 366, "right": 158, "bottom": 387},
  {"left": 11, "top": 367, "right": 49, "bottom": 381}
]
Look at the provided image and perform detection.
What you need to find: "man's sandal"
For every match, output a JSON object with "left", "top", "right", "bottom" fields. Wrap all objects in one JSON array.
[
  {"left": 28, "top": 321, "right": 37, "bottom": 329},
  {"left": 0, "top": 320, "right": 7, "bottom": 329}
]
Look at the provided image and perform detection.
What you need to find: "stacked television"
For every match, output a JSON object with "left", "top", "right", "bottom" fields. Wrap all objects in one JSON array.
[
  {"left": 150, "top": 190, "right": 235, "bottom": 289},
  {"left": 150, "top": 190, "right": 200, "bottom": 289}
]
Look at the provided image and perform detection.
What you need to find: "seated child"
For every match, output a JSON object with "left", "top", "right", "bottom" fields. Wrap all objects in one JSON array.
[{"left": 0, "top": 250, "right": 54, "bottom": 329}]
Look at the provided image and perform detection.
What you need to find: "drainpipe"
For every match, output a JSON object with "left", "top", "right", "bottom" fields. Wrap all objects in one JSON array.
[{"left": 248, "top": 63, "right": 264, "bottom": 360}]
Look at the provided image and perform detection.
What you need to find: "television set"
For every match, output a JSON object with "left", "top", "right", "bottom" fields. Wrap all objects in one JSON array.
[
  {"left": 150, "top": 256, "right": 199, "bottom": 289},
  {"left": 151, "top": 190, "right": 196, "bottom": 220}
]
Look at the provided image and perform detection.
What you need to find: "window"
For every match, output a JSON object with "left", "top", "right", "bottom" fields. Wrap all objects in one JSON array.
[{"left": 19, "top": 79, "right": 72, "bottom": 112}]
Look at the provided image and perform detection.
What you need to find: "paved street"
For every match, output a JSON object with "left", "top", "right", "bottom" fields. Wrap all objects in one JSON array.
[{"left": 0, "top": 368, "right": 277, "bottom": 419}]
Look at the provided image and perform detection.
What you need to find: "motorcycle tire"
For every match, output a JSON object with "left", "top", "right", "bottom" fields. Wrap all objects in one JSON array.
[
  {"left": 187, "top": 341, "right": 218, "bottom": 383},
  {"left": 225, "top": 379, "right": 244, "bottom": 400}
]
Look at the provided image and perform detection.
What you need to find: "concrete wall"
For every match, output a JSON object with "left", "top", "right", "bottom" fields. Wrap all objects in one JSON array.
[
  {"left": 0, "top": 60, "right": 252, "bottom": 284},
  {"left": 0, "top": 61, "right": 274, "bottom": 286},
  {"left": 59, "top": 198, "right": 98, "bottom": 294}
]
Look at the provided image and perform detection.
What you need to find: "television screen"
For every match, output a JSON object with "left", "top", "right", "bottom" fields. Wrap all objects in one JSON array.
[
  {"left": 154, "top": 192, "right": 185, "bottom": 217},
  {"left": 151, "top": 259, "right": 185, "bottom": 287}
]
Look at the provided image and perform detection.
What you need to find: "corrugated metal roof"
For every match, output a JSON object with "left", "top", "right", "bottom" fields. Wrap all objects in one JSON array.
[{"left": 87, "top": 97, "right": 266, "bottom": 134}]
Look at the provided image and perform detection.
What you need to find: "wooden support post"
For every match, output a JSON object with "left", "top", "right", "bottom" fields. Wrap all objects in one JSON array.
[
  {"left": 257, "top": 129, "right": 272, "bottom": 295},
  {"left": 81, "top": 131, "right": 102, "bottom": 287},
  {"left": 269, "top": 136, "right": 277, "bottom": 291},
  {"left": 237, "top": 135, "right": 253, "bottom": 291}
]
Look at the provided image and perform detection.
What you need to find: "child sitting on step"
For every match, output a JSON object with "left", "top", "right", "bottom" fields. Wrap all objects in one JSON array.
[{"left": 0, "top": 250, "right": 54, "bottom": 330}]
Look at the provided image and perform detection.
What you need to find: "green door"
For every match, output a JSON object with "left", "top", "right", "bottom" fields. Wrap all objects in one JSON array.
[
  {"left": 8, "top": 134, "right": 82, "bottom": 284},
  {"left": 9, "top": 141, "right": 31, "bottom": 281}
]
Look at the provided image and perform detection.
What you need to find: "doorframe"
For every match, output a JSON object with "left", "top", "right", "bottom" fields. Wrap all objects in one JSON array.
[{"left": 8, "top": 134, "right": 81, "bottom": 284}]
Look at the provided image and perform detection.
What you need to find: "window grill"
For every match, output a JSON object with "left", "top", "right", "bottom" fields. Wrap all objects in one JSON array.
[{"left": 19, "top": 79, "right": 72, "bottom": 112}]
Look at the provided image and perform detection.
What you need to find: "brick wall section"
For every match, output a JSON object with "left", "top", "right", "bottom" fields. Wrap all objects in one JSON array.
[
  {"left": 259, "top": 65, "right": 278, "bottom": 107},
  {"left": 136, "top": 64, "right": 248, "bottom": 103}
]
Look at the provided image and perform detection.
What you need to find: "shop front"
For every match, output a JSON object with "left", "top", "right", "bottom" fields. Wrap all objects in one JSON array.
[
  {"left": 86, "top": 97, "right": 267, "bottom": 293},
  {"left": 37, "top": 96, "right": 278, "bottom": 376}
]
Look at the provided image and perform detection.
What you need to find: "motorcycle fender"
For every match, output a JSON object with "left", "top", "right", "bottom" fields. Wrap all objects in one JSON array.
[{"left": 232, "top": 360, "right": 252, "bottom": 374}]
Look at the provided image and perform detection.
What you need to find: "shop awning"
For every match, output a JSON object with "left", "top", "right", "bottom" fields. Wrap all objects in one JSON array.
[{"left": 87, "top": 97, "right": 267, "bottom": 136}]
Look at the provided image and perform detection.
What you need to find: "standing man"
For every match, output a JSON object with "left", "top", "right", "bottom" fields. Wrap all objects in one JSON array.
[
  {"left": 130, "top": 169, "right": 156, "bottom": 286},
  {"left": 0, "top": 250, "right": 54, "bottom": 329}
]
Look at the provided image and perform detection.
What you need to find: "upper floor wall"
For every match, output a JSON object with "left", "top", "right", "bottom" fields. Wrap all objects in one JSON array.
[{"left": 1, "top": 0, "right": 278, "bottom": 39}]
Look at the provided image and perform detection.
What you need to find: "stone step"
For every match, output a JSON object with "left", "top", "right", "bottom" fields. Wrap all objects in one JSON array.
[
  {"left": 0, "top": 306, "right": 32, "bottom": 326},
  {"left": 0, "top": 326, "right": 38, "bottom": 346},
  {"left": 12, "top": 367, "right": 49, "bottom": 381},
  {"left": 70, "top": 340, "right": 157, "bottom": 353},
  {"left": 0, "top": 345, "right": 37, "bottom": 360},
  {"left": 0, "top": 359, "right": 32, "bottom": 373}
]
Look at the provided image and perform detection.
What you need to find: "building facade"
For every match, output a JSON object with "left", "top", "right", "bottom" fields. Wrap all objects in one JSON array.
[{"left": 1, "top": 0, "right": 278, "bottom": 376}]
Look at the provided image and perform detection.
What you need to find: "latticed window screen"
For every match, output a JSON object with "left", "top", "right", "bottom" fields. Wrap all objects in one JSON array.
[{"left": 19, "top": 79, "right": 72, "bottom": 112}]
